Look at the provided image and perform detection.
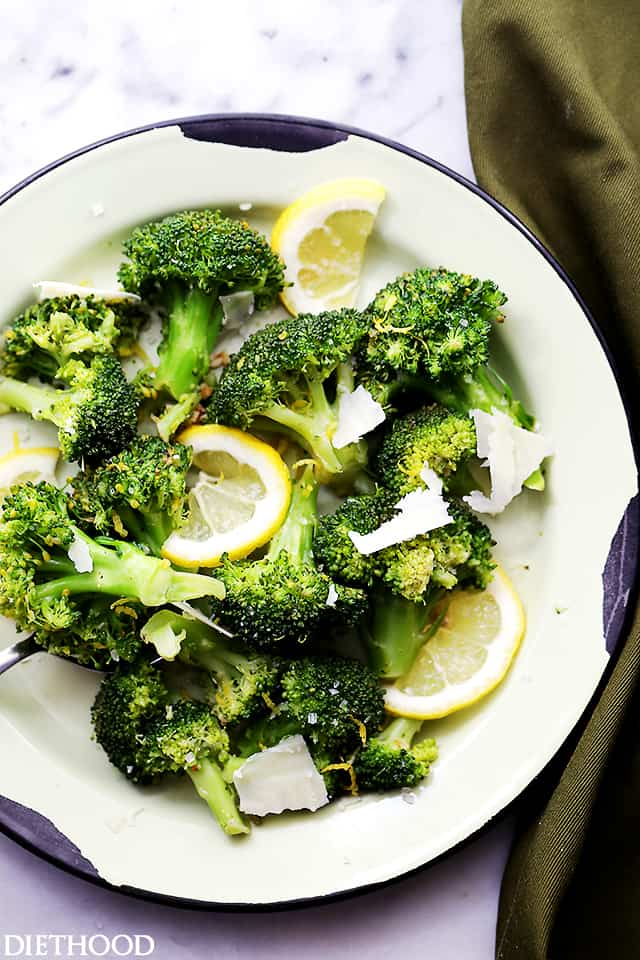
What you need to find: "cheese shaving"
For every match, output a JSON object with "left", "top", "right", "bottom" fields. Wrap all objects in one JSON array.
[
  {"left": 349, "top": 463, "right": 452, "bottom": 555},
  {"left": 463, "top": 409, "right": 553, "bottom": 514},
  {"left": 333, "top": 385, "right": 385, "bottom": 449}
]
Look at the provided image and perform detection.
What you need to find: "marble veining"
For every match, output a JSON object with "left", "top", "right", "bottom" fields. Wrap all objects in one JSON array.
[{"left": 0, "top": 0, "right": 473, "bottom": 195}]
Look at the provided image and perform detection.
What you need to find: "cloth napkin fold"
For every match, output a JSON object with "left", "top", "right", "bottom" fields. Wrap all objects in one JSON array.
[{"left": 462, "top": 3, "right": 640, "bottom": 957}]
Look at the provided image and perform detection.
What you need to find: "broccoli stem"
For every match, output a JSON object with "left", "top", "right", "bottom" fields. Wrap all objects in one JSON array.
[
  {"left": 116, "top": 504, "right": 173, "bottom": 556},
  {"left": 259, "top": 403, "right": 344, "bottom": 475},
  {"left": 268, "top": 465, "right": 317, "bottom": 563},
  {"left": 0, "top": 375, "right": 62, "bottom": 424},
  {"left": 367, "top": 589, "right": 446, "bottom": 678},
  {"left": 186, "top": 758, "right": 249, "bottom": 835},
  {"left": 153, "top": 391, "right": 200, "bottom": 442},
  {"left": 34, "top": 529, "right": 224, "bottom": 607},
  {"left": 377, "top": 716, "right": 423, "bottom": 748},
  {"left": 154, "top": 283, "right": 222, "bottom": 400}
]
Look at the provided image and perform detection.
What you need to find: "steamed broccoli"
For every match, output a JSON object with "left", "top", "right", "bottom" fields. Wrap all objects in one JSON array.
[
  {"left": 92, "top": 665, "right": 248, "bottom": 834},
  {"left": 360, "top": 267, "right": 504, "bottom": 383},
  {"left": 40, "top": 599, "right": 143, "bottom": 669},
  {"left": 314, "top": 492, "right": 494, "bottom": 603},
  {"left": 143, "top": 700, "right": 249, "bottom": 835},
  {"left": 0, "top": 355, "right": 138, "bottom": 463},
  {"left": 209, "top": 309, "right": 370, "bottom": 481},
  {"left": 210, "top": 463, "right": 367, "bottom": 650},
  {"left": 373, "top": 404, "right": 477, "bottom": 498},
  {"left": 353, "top": 717, "right": 438, "bottom": 790},
  {"left": 142, "top": 609, "right": 281, "bottom": 725},
  {"left": 0, "top": 482, "right": 225, "bottom": 646},
  {"left": 235, "top": 655, "right": 386, "bottom": 797},
  {"left": 91, "top": 659, "right": 170, "bottom": 782},
  {"left": 118, "top": 209, "right": 285, "bottom": 401},
  {"left": 69, "top": 436, "right": 192, "bottom": 555},
  {"left": 280, "top": 655, "right": 385, "bottom": 753},
  {"left": 0, "top": 295, "right": 145, "bottom": 380},
  {"left": 359, "top": 267, "right": 543, "bottom": 487}
]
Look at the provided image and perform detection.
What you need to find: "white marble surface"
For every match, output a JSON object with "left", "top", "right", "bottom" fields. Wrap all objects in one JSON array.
[{"left": 0, "top": 2, "right": 512, "bottom": 957}]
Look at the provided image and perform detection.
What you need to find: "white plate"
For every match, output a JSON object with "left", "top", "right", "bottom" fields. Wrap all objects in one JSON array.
[{"left": 0, "top": 115, "right": 637, "bottom": 907}]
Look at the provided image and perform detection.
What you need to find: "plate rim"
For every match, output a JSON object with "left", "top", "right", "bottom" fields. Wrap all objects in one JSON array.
[{"left": 0, "top": 111, "right": 637, "bottom": 911}]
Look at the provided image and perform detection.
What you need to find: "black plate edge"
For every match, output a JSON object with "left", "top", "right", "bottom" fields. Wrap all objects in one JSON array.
[{"left": 0, "top": 111, "right": 638, "bottom": 912}]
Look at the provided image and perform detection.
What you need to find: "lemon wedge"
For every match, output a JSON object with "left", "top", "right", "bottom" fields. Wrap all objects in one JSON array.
[
  {"left": 271, "top": 177, "right": 385, "bottom": 315},
  {"left": 161, "top": 425, "right": 291, "bottom": 568},
  {"left": 384, "top": 566, "right": 525, "bottom": 719},
  {"left": 0, "top": 434, "right": 60, "bottom": 503}
]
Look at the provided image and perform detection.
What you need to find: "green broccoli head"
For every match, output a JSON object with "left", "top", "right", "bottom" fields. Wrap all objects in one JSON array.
[
  {"left": 38, "top": 599, "right": 143, "bottom": 669},
  {"left": 353, "top": 718, "right": 438, "bottom": 791},
  {"left": 69, "top": 435, "right": 192, "bottom": 553},
  {"left": 373, "top": 404, "right": 477, "bottom": 498},
  {"left": 118, "top": 210, "right": 286, "bottom": 401},
  {"left": 281, "top": 656, "right": 386, "bottom": 753},
  {"left": 142, "top": 699, "right": 249, "bottom": 835},
  {"left": 56, "top": 355, "right": 139, "bottom": 464},
  {"left": 359, "top": 267, "right": 506, "bottom": 382},
  {"left": 144, "top": 699, "right": 230, "bottom": 775},
  {"left": 118, "top": 209, "right": 285, "bottom": 307},
  {"left": 0, "top": 355, "right": 138, "bottom": 464},
  {"left": 210, "top": 551, "right": 337, "bottom": 651},
  {"left": 313, "top": 491, "right": 392, "bottom": 589},
  {"left": 91, "top": 660, "right": 170, "bottom": 782},
  {"left": 0, "top": 295, "right": 145, "bottom": 381},
  {"left": 209, "top": 309, "right": 369, "bottom": 479},
  {"left": 314, "top": 493, "right": 495, "bottom": 603}
]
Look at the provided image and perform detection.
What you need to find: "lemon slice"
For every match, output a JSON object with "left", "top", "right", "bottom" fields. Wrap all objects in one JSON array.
[
  {"left": 0, "top": 435, "right": 60, "bottom": 503},
  {"left": 271, "top": 177, "right": 385, "bottom": 315},
  {"left": 161, "top": 425, "right": 291, "bottom": 568},
  {"left": 384, "top": 566, "right": 525, "bottom": 719}
]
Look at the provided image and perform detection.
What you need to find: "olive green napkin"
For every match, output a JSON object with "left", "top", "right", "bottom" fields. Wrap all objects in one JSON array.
[{"left": 462, "top": 3, "right": 640, "bottom": 957}]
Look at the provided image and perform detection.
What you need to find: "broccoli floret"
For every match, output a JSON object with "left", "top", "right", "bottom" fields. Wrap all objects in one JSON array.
[
  {"left": 0, "top": 482, "right": 225, "bottom": 647},
  {"left": 359, "top": 268, "right": 543, "bottom": 488},
  {"left": 92, "top": 666, "right": 247, "bottom": 835},
  {"left": 0, "top": 295, "right": 145, "bottom": 381},
  {"left": 118, "top": 210, "right": 285, "bottom": 401},
  {"left": 41, "top": 599, "right": 143, "bottom": 669},
  {"left": 0, "top": 355, "right": 138, "bottom": 463},
  {"left": 353, "top": 717, "right": 438, "bottom": 791},
  {"left": 211, "top": 464, "right": 367, "bottom": 650},
  {"left": 69, "top": 436, "right": 192, "bottom": 555},
  {"left": 314, "top": 492, "right": 494, "bottom": 602},
  {"left": 143, "top": 700, "right": 248, "bottom": 835},
  {"left": 92, "top": 659, "right": 170, "bottom": 782},
  {"left": 361, "top": 267, "right": 504, "bottom": 381},
  {"left": 233, "top": 655, "right": 386, "bottom": 797},
  {"left": 209, "top": 309, "right": 370, "bottom": 482},
  {"left": 373, "top": 404, "right": 477, "bottom": 498},
  {"left": 280, "top": 655, "right": 385, "bottom": 754},
  {"left": 142, "top": 609, "right": 281, "bottom": 725}
]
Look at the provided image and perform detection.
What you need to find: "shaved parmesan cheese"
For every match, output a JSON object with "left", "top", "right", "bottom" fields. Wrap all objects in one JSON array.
[
  {"left": 333, "top": 385, "right": 385, "bottom": 449},
  {"left": 463, "top": 409, "right": 553, "bottom": 514},
  {"left": 219, "top": 291, "right": 255, "bottom": 329},
  {"left": 349, "top": 463, "right": 452, "bottom": 555},
  {"left": 34, "top": 281, "right": 140, "bottom": 303},
  {"left": 233, "top": 735, "right": 329, "bottom": 817},
  {"left": 67, "top": 534, "right": 93, "bottom": 573},
  {"left": 326, "top": 582, "right": 339, "bottom": 607}
]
